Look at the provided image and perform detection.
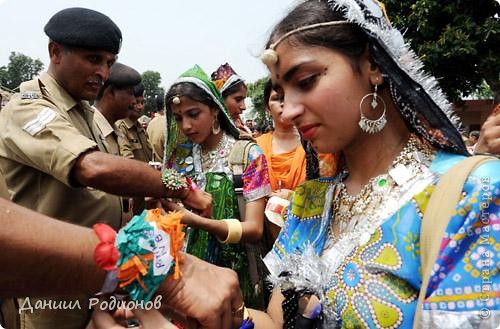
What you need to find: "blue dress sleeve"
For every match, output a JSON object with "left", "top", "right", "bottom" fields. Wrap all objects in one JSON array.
[{"left": 422, "top": 159, "right": 500, "bottom": 327}]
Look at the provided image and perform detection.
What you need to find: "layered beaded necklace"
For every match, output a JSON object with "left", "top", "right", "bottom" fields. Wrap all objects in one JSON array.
[
  {"left": 190, "top": 132, "right": 234, "bottom": 189},
  {"left": 199, "top": 132, "right": 232, "bottom": 172},
  {"left": 327, "top": 134, "right": 434, "bottom": 244}
]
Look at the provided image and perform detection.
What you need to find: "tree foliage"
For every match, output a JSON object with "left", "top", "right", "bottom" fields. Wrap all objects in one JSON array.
[
  {"left": 384, "top": 0, "right": 500, "bottom": 102},
  {"left": 0, "top": 52, "right": 44, "bottom": 90},
  {"left": 247, "top": 76, "right": 272, "bottom": 131},
  {"left": 141, "top": 70, "right": 165, "bottom": 116}
]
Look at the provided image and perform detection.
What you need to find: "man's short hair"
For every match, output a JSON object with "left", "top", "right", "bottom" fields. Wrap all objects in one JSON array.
[
  {"left": 134, "top": 83, "right": 145, "bottom": 98},
  {"left": 155, "top": 93, "right": 165, "bottom": 111}
]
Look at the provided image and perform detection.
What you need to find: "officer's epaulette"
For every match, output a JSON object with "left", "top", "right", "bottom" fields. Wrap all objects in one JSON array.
[{"left": 19, "top": 79, "right": 43, "bottom": 100}]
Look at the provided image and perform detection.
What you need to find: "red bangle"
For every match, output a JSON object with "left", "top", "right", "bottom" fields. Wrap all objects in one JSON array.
[
  {"left": 186, "top": 176, "right": 198, "bottom": 191},
  {"left": 93, "top": 223, "right": 119, "bottom": 271}
]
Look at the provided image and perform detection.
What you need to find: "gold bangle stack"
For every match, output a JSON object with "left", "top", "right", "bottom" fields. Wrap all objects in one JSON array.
[{"left": 218, "top": 218, "right": 242, "bottom": 244}]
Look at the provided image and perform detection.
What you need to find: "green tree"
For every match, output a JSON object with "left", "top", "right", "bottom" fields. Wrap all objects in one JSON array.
[
  {"left": 385, "top": 0, "right": 500, "bottom": 102},
  {"left": 0, "top": 52, "right": 44, "bottom": 90},
  {"left": 247, "top": 77, "right": 271, "bottom": 129},
  {"left": 141, "top": 70, "right": 165, "bottom": 116},
  {"left": 473, "top": 80, "right": 494, "bottom": 99}
]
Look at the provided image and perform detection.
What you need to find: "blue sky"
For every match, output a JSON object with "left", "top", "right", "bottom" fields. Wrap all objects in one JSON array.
[{"left": 0, "top": 0, "right": 297, "bottom": 87}]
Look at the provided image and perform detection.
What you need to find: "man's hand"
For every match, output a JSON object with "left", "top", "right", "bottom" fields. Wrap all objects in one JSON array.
[
  {"left": 182, "top": 189, "right": 212, "bottom": 218},
  {"left": 475, "top": 106, "right": 500, "bottom": 155},
  {"left": 158, "top": 254, "right": 243, "bottom": 329}
]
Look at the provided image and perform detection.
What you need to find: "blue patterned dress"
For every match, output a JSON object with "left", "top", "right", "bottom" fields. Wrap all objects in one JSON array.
[{"left": 264, "top": 151, "right": 500, "bottom": 328}]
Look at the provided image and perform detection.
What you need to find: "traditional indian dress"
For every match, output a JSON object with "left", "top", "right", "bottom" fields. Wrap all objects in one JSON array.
[
  {"left": 264, "top": 147, "right": 500, "bottom": 328},
  {"left": 260, "top": 0, "right": 500, "bottom": 326},
  {"left": 256, "top": 132, "right": 307, "bottom": 192},
  {"left": 164, "top": 65, "right": 271, "bottom": 307}
]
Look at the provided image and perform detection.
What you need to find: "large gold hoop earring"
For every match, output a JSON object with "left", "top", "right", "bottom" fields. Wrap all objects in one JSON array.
[{"left": 212, "top": 118, "right": 221, "bottom": 135}]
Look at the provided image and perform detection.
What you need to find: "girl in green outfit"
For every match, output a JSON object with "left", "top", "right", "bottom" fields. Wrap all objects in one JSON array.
[{"left": 163, "top": 65, "right": 271, "bottom": 308}]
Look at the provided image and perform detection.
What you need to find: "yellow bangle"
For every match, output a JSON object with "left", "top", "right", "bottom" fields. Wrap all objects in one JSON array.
[{"left": 218, "top": 219, "right": 242, "bottom": 244}]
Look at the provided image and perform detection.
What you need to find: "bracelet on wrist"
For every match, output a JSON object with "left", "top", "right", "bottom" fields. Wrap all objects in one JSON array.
[
  {"left": 161, "top": 168, "right": 188, "bottom": 198},
  {"left": 93, "top": 223, "right": 120, "bottom": 295},
  {"left": 217, "top": 219, "right": 243, "bottom": 244},
  {"left": 92, "top": 208, "right": 186, "bottom": 302}
]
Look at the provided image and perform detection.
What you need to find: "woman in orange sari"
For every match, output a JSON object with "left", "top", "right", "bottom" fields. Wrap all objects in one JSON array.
[
  {"left": 256, "top": 79, "right": 306, "bottom": 201},
  {"left": 257, "top": 80, "right": 339, "bottom": 243}
]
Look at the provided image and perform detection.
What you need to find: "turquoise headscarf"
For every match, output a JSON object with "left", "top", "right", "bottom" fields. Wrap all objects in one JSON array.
[{"left": 163, "top": 65, "right": 240, "bottom": 168}]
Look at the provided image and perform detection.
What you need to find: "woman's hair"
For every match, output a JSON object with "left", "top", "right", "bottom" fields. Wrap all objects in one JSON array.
[
  {"left": 165, "top": 82, "right": 231, "bottom": 132},
  {"left": 267, "top": 0, "right": 369, "bottom": 72},
  {"left": 221, "top": 80, "right": 247, "bottom": 99},
  {"left": 166, "top": 82, "right": 218, "bottom": 110},
  {"left": 263, "top": 79, "right": 273, "bottom": 110}
]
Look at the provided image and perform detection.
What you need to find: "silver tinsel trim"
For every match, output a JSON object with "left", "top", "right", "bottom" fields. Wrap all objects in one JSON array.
[
  {"left": 327, "top": 0, "right": 463, "bottom": 131},
  {"left": 267, "top": 244, "right": 340, "bottom": 327},
  {"left": 265, "top": 156, "right": 438, "bottom": 327}
]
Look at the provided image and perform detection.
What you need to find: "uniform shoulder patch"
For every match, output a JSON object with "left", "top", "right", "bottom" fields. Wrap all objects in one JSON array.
[
  {"left": 20, "top": 91, "right": 41, "bottom": 100},
  {"left": 22, "top": 107, "right": 58, "bottom": 136}
]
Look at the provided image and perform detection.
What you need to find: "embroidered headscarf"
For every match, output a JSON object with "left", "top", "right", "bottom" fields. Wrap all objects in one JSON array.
[
  {"left": 262, "top": 0, "right": 468, "bottom": 155},
  {"left": 163, "top": 65, "right": 240, "bottom": 169},
  {"left": 210, "top": 63, "right": 245, "bottom": 95}
]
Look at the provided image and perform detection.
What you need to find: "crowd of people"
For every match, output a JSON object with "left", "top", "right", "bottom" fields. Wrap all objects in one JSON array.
[{"left": 0, "top": 0, "right": 499, "bottom": 329}]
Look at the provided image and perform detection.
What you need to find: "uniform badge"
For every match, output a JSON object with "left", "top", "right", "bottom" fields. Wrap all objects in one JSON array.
[{"left": 20, "top": 91, "right": 41, "bottom": 99}]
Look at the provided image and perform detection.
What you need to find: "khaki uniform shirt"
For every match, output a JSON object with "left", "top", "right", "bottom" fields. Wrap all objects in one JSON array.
[
  {"left": 116, "top": 118, "right": 152, "bottom": 162},
  {"left": 146, "top": 113, "right": 166, "bottom": 162},
  {"left": 0, "top": 173, "right": 9, "bottom": 199},
  {"left": 93, "top": 107, "right": 121, "bottom": 156},
  {"left": 0, "top": 73, "right": 122, "bottom": 229}
]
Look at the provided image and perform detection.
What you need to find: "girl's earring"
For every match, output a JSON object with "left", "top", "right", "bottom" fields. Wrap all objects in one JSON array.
[
  {"left": 212, "top": 118, "right": 221, "bottom": 135},
  {"left": 358, "top": 84, "right": 387, "bottom": 134}
]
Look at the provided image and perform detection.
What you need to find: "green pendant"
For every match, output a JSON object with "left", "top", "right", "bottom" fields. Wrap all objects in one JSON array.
[{"left": 377, "top": 178, "right": 387, "bottom": 187}]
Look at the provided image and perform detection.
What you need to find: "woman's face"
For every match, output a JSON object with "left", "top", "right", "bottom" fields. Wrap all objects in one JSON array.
[
  {"left": 267, "top": 89, "right": 293, "bottom": 129},
  {"left": 268, "top": 41, "right": 376, "bottom": 153},
  {"left": 224, "top": 84, "right": 247, "bottom": 120},
  {"left": 171, "top": 96, "right": 218, "bottom": 145}
]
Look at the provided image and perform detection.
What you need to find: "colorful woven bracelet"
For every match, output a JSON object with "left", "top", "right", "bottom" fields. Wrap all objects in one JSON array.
[
  {"left": 161, "top": 168, "right": 188, "bottom": 195},
  {"left": 93, "top": 223, "right": 121, "bottom": 295},
  {"left": 93, "top": 209, "right": 185, "bottom": 302}
]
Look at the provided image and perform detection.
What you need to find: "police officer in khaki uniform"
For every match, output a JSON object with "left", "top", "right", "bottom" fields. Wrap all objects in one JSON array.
[
  {"left": 93, "top": 62, "right": 142, "bottom": 222},
  {"left": 93, "top": 62, "right": 142, "bottom": 156},
  {"left": 116, "top": 84, "right": 153, "bottom": 162},
  {"left": 0, "top": 8, "right": 211, "bottom": 329},
  {"left": 146, "top": 94, "right": 166, "bottom": 162}
]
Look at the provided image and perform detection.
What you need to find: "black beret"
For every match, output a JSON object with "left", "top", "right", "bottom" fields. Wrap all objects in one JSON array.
[
  {"left": 107, "top": 63, "right": 142, "bottom": 88},
  {"left": 45, "top": 7, "right": 122, "bottom": 54}
]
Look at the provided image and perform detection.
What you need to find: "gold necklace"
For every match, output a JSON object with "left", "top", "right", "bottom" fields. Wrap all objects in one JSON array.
[{"left": 330, "top": 134, "right": 433, "bottom": 239}]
